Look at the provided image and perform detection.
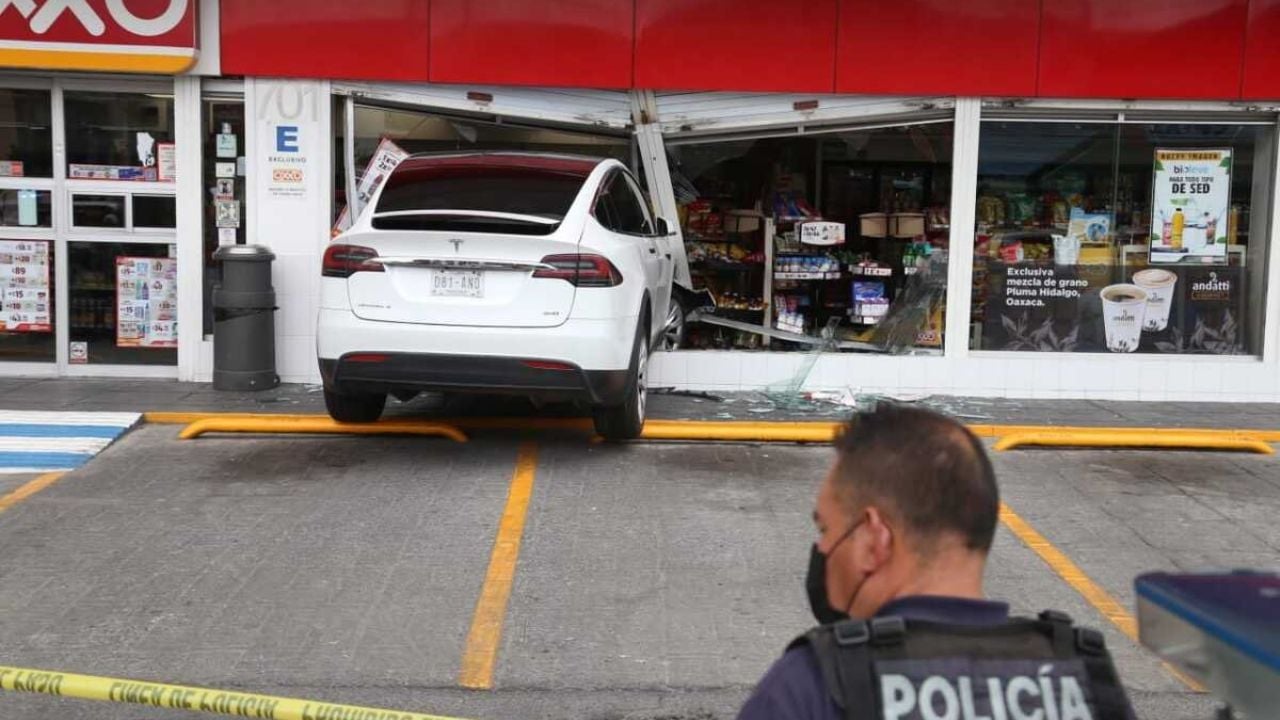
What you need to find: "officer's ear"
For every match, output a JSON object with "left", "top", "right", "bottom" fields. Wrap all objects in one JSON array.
[{"left": 859, "top": 505, "right": 895, "bottom": 568}]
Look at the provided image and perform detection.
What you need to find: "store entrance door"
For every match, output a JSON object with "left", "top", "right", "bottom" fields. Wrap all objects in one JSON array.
[{"left": 59, "top": 79, "right": 179, "bottom": 377}]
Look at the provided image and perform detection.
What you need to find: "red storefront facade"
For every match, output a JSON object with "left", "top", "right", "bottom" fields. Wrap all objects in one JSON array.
[
  {"left": 218, "top": 0, "right": 1280, "bottom": 100},
  {"left": 0, "top": 1, "right": 1276, "bottom": 405}
]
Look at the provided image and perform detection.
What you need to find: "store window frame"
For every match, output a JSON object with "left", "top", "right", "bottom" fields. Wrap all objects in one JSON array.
[
  {"left": 68, "top": 190, "right": 175, "bottom": 233},
  {"left": 959, "top": 100, "right": 1280, "bottom": 364},
  {"left": 665, "top": 114, "right": 957, "bottom": 355},
  {"left": 0, "top": 78, "right": 56, "bottom": 370},
  {"left": 0, "top": 75, "right": 182, "bottom": 377},
  {"left": 962, "top": 105, "right": 1274, "bottom": 358}
]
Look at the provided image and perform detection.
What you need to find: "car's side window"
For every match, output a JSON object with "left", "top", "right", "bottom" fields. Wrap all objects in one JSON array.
[
  {"left": 603, "top": 174, "right": 650, "bottom": 235},
  {"left": 622, "top": 174, "right": 656, "bottom": 235},
  {"left": 594, "top": 184, "right": 619, "bottom": 231}
]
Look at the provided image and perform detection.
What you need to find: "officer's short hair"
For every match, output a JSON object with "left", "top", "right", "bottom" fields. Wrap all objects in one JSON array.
[{"left": 833, "top": 403, "right": 999, "bottom": 553}]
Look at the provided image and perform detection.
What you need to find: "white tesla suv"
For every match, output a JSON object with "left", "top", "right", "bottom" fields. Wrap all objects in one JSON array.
[{"left": 317, "top": 152, "right": 676, "bottom": 440}]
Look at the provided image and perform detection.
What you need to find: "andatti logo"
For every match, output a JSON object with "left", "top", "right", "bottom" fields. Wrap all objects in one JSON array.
[{"left": 0, "top": 0, "right": 189, "bottom": 37}]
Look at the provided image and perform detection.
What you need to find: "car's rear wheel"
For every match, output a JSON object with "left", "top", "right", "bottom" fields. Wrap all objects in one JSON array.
[
  {"left": 324, "top": 387, "right": 386, "bottom": 423},
  {"left": 593, "top": 319, "right": 648, "bottom": 441}
]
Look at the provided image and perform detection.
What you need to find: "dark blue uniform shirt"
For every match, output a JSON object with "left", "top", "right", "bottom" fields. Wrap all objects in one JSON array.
[{"left": 737, "top": 595, "right": 1011, "bottom": 720}]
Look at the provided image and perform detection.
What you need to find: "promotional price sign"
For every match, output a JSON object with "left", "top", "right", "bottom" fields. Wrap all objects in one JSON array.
[
  {"left": 333, "top": 137, "right": 410, "bottom": 234},
  {"left": 0, "top": 240, "right": 51, "bottom": 333},
  {"left": 116, "top": 257, "right": 177, "bottom": 349},
  {"left": 1150, "top": 149, "right": 1232, "bottom": 264}
]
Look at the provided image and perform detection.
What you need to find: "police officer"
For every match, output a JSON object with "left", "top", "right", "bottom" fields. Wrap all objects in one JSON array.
[{"left": 738, "top": 403, "right": 1135, "bottom": 720}]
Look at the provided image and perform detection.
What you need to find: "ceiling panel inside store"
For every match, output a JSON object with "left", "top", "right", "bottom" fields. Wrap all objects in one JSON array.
[
  {"left": 978, "top": 122, "right": 1262, "bottom": 178},
  {"left": 353, "top": 106, "right": 627, "bottom": 162},
  {"left": 669, "top": 125, "right": 953, "bottom": 179},
  {"left": 669, "top": 125, "right": 954, "bottom": 198}
]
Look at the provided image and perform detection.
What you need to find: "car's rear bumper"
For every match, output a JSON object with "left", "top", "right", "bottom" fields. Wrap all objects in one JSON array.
[
  {"left": 316, "top": 308, "right": 637, "bottom": 406},
  {"left": 320, "top": 353, "right": 629, "bottom": 406}
]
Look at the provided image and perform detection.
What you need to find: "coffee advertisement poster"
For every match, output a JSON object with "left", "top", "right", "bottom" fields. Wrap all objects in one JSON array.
[
  {"left": 1150, "top": 148, "right": 1232, "bottom": 264},
  {"left": 983, "top": 263, "right": 1107, "bottom": 352},
  {"left": 983, "top": 262, "right": 1244, "bottom": 354}
]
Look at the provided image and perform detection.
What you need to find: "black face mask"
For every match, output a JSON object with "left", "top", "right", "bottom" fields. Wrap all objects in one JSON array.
[{"left": 804, "top": 521, "right": 862, "bottom": 625}]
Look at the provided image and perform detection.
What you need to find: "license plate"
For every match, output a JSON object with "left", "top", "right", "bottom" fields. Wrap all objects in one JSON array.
[{"left": 430, "top": 270, "right": 484, "bottom": 298}]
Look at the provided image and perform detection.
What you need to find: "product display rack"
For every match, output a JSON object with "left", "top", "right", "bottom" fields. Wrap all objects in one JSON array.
[{"left": 684, "top": 212, "right": 769, "bottom": 349}]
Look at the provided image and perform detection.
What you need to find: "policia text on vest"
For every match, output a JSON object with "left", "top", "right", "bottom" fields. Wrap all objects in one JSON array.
[
  {"left": 878, "top": 658, "right": 1092, "bottom": 720},
  {"left": 793, "top": 613, "right": 1133, "bottom": 720}
]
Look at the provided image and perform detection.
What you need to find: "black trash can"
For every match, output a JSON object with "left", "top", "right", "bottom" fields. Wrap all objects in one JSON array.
[{"left": 212, "top": 245, "right": 280, "bottom": 391}]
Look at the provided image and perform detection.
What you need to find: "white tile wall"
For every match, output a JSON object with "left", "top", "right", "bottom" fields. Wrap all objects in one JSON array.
[
  {"left": 276, "top": 293, "right": 318, "bottom": 343},
  {"left": 850, "top": 356, "right": 904, "bottom": 392},
  {"left": 649, "top": 351, "right": 685, "bottom": 388},
  {"left": 1004, "top": 359, "right": 1037, "bottom": 393},
  {"left": 1137, "top": 360, "right": 1170, "bottom": 401},
  {"left": 277, "top": 335, "right": 319, "bottom": 384},
  {"left": 646, "top": 350, "right": 1280, "bottom": 404},
  {"left": 1029, "top": 356, "right": 1062, "bottom": 398}
]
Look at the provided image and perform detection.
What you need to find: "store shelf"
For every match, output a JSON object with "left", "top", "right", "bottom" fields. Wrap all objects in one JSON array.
[
  {"left": 691, "top": 259, "right": 762, "bottom": 272},
  {"left": 773, "top": 271, "right": 843, "bottom": 280},
  {"left": 705, "top": 307, "right": 766, "bottom": 321},
  {"left": 686, "top": 233, "right": 758, "bottom": 245}
]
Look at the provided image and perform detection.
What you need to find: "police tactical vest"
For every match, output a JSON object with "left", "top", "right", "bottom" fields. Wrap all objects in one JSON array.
[{"left": 789, "top": 610, "right": 1135, "bottom": 720}]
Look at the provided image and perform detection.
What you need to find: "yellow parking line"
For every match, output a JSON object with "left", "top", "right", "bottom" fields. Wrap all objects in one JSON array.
[
  {"left": 999, "top": 502, "right": 1204, "bottom": 692},
  {"left": 458, "top": 441, "right": 539, "bottom": 690},
  {"left": 0, "top": 472, "right": 67, "bottom": 515}
]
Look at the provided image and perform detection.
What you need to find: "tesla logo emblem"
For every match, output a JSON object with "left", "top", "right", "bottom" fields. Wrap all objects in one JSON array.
[
  {"left": 449, "top": 239, "right": 464, "bottom": 253},
  {"left": 0, "top": 0, "right": 190, "bottom": 37}
]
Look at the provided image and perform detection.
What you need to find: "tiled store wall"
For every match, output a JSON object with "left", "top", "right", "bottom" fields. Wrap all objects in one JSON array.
[{"left": 648, "top": 351, "right": 1278, "bottom": 403}]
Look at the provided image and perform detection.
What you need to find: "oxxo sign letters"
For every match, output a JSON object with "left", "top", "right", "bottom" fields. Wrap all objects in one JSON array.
[{"left": 0, "top": 0, "right": 197, "bottom": 73}]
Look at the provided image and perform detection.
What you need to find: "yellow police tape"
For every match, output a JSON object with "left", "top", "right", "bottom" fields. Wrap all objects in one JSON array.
[{"left": 0, "top": 665, "right": 470, "bottom": 720}]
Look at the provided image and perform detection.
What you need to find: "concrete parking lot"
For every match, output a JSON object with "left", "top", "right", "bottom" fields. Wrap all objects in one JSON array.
[{"left": 1, "top": 421, "right": 1276, "bottom": 719}]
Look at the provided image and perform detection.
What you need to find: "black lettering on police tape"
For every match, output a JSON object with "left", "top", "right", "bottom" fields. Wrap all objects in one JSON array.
[
  {"left": 109, "top": 681, "right": 168, "bottom": 707},
  {"left": 169, "top": 688, "right": 198, "bottom": 710},
  {"left": 301, "top": 702, "right": 416, "bottom": 720},
  {"left": 198, "top": 690, "right": 279, "bottom": 718},
  {"left": 9, "top": 671, "right": 63, "bottom": 697}
]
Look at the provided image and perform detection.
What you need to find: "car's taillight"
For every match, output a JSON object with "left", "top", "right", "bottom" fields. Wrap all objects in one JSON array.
[
  {"left": 322, "top": 244, "right": 383, "bottom": 278},
  {"left": 533, "top": 254, "right": 622, "bottom": 287}
]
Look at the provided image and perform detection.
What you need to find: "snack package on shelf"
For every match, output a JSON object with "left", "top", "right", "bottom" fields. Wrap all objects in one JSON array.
[
  {"left": 851, "top": 281, "right": 890, "bottom": 324},
  {"left": 775, "top": 254, "right": 840, "bottom": 278},
  {"left": 774, "top": 293, "right": 810, "bottom": 334},
  {"left": 915, "top": 302, "right": 944, "bottom": 347},
  {"left": 771, "top": 191, "right": 820, "bottom": 222},
  {"left": 926, "top": 206, "right": 950, "bottom": 230},
  {"left": 849, "top": 253, "right": 892, "bottom": 277},
  {"left": 684, "top": 200, "right": 724, "bottom": 239},
  {"left": 977, "top": 195, "right": 1006, "bottom": 226}
]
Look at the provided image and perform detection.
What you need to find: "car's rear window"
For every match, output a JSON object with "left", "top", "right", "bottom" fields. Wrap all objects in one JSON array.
[{"left": 373, "top": 156, "right": 593, "bottom": 234}]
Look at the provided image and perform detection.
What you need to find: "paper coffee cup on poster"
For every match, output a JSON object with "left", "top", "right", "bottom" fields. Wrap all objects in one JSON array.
[
  {"left": 1101, "top": 284, "right": 1148, "bottom": 353},
  {"left": 1132, "top": 268, "right": 1177, "bottom": 332},
  {"left": 1053, "top": 234, "right": 1079, "bottom": 265}
]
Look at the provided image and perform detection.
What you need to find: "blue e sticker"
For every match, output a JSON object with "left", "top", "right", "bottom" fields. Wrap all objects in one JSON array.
[{"left": 276, "top": 126, "right": 299, "bottom": 153}]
